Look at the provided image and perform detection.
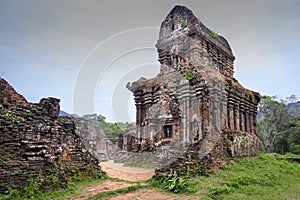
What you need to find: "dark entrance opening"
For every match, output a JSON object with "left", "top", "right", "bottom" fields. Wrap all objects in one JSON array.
[{"left": 163, "top": 125, "right": 172, "bottom": 138}]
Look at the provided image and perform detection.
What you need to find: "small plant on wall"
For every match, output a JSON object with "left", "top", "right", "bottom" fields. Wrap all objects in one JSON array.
[
  {"left": 211, "top": 31, "right": 218, "bottom": 38},
  {"left": 185, "top": 67, "right": 200, "bottom": 86},
  {"left": 180, "top": 19, "right": 187, "bottom": 28}
]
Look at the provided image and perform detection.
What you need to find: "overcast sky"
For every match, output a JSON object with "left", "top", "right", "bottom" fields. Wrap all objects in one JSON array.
[{"left": 1, "top": 0, "right": 300, "bottom": 122}]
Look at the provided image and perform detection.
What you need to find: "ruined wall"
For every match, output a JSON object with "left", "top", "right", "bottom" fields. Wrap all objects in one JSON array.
[
  {"left": 0, "top": 79, "right": 104, "bottom": 193},
  {"left": 154, "top": 131, "right": 259, "bottom": 177},
  {"left": 75, "top": 116, "right": 115, "bottom": 161},
  {"left": 0, "top": 78, "right": 28, "bottom": 107}
]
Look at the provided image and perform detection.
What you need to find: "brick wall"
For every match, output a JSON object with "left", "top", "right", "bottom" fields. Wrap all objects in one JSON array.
[{"left": 0, "top": 79, "right": 104, "bottom": 193}]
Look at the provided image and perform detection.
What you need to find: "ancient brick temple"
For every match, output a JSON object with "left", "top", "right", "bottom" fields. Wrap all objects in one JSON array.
[{"left": 124, "top": 5, "right": 260, "bottom": 159}]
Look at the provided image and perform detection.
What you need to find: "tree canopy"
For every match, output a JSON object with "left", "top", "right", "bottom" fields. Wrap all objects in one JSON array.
[
  {"left": 258, "top": 95, "right": 300, "bottom": 154},
  {"left": 82, "top": 113, "right": 130, "bottom": 140}
]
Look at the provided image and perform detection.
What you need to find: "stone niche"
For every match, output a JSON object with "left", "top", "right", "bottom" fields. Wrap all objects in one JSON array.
[
  {"left": 0, "top": 77, "right": 104, "bottom": 193},
  {"left": 119, "top": 5, "right": 260, "bottom": 176}
]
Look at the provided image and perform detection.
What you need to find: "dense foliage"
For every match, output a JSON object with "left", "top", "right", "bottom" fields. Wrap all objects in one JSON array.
[
  {"left": 98, "top": 116, "right": 128, "bottom": 139},
  {"left": 83, "top": 114, "right": 129, "bottom": 140},
  {"left": 257, "top": 95, "right": 300, "bottom": 154}
]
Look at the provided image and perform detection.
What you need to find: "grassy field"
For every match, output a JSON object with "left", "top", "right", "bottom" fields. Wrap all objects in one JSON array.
[
  {"left": 151, "top": 153, "right": 300, "bottom": 200},
  {"left": 1, "top": 153, "right": 300, "bottom": 199}
]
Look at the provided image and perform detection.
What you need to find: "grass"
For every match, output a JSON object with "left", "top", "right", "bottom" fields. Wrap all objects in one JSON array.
[
  {"left": 181, "top": 153, "right": 300, "bottom": 199},
  {"left": 276, "top": 152, "right": 300, "bottom": 159},
  {"left": 0, "top": 177, "right": 108, "bottom": 200},
  {"left": 0, "top": 175, "right": 145, "bottom": 200},
  {"left": 149, "top": 153, "right": 300, "bottom": 199}
]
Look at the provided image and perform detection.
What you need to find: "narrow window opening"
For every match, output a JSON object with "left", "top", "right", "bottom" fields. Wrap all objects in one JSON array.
[{"left": 163, "top": 125, "right": 172, "bottom": 138}]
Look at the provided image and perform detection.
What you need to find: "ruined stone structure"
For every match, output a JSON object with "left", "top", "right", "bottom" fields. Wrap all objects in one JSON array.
[
  {"left": 0, "top": 78, "right": 104, "bottom": 193},
  {"left": 122, "top": 5, "right": 260, "bottom": 172},
  {"left": 79, "top": 115, "right": 116, "bottom": 160},
  {"left": 0, "top": 78, "right": 28, "bottom": 107}
]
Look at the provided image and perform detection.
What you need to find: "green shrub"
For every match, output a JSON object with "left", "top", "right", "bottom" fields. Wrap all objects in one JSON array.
[{"left": 163, "top": 176, "right": 186, "bottom": 193}]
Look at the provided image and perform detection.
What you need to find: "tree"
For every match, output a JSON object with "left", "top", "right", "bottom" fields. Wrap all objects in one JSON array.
[
  {"left": 82, "top": 113, "right": 128, "bottom": 140},
  {"left": 258, "top": 95, "right": 300, "bottom": 154},
  {"left": 97, "top": 115, "right": 128, "bottom": 140},
  {"left": 286, "top": 95, "right": 300, "bottom": 116},
  {"left": 257, "top": 96, "right": 290, "bottom": 153},
  {"left": 286, "top": 94, "right": 297, "bottom": 104},
  {"left": 287, "top": 117, "right": 300, "bottom": 154}
]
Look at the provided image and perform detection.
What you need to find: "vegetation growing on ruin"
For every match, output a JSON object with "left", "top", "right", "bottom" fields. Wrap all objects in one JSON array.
[
  {"left": 185, "top": 67, "right": 200, "bottom": 86},
  {"left": 180, "top": 19, "right": 187, "bottom": 28},
  {"left": 210, "top": 31, "right": 218, "bottom": 38}
]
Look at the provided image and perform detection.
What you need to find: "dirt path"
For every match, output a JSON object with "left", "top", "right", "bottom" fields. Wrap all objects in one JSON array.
[
  {"left": 110, "top": 188, "right": 189, "bottom": 200},
  {"left": 72, "top": 160, "right": 189, "bottom": 199},
  {"left": 74, "top": 182, "right": 189, "bottom": 200},
  {"left": 99, "top": 160, "right": 155, "bottom": 182},
  {"left": 73, "top": 180, "right": 135, "bottom": 200}
]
